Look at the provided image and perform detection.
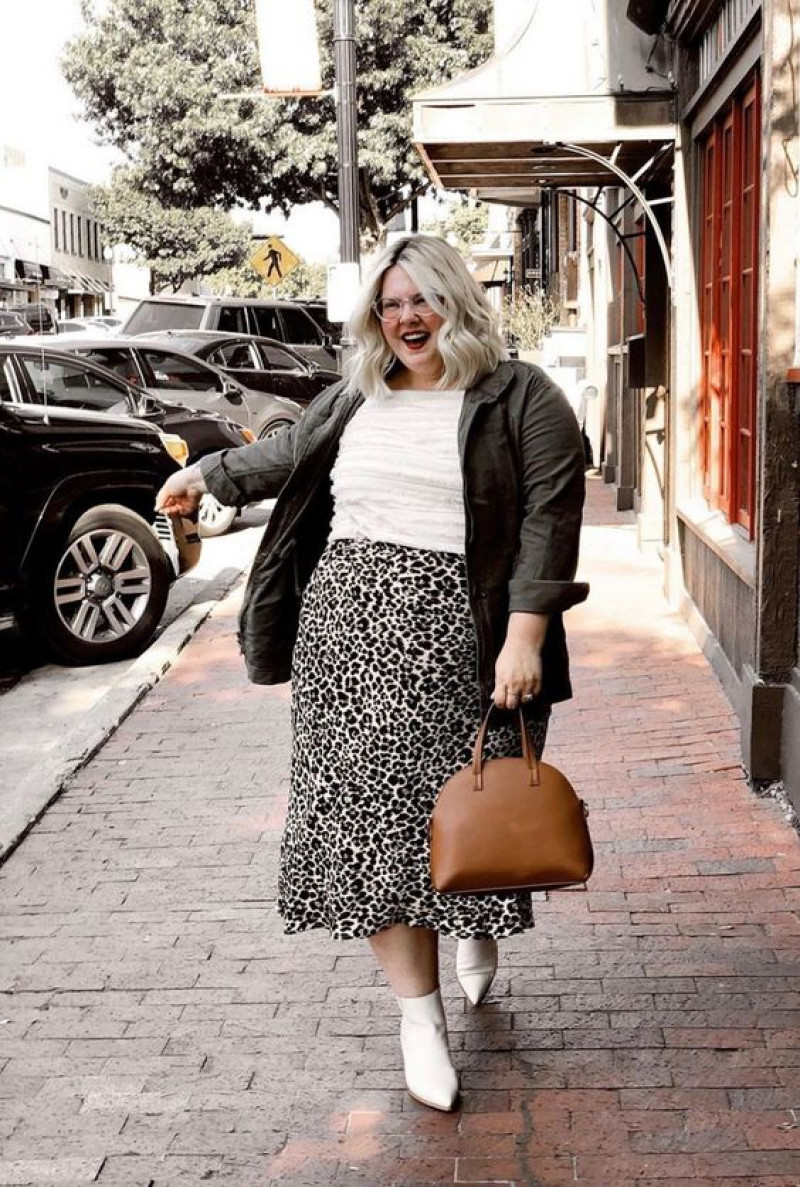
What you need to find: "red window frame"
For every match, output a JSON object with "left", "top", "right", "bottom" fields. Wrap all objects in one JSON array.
[{"left": 698, "top": 70, "right": 760, "bottom": 536}]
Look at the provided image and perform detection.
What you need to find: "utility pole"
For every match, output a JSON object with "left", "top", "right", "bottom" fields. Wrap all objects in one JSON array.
[{"left": 333, "top": 0, "right": 360, "bottom": 268}]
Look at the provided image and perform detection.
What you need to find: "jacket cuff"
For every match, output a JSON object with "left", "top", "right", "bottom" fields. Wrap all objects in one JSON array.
[
  {"left": 199, "top": 452, "right": 245, "bottom": 508},
  {"left": 508, "top": 579, "right": 590, "bottom": 615}
]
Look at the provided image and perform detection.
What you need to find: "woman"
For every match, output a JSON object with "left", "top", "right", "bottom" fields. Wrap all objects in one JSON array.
[{"left": 156, "top": 234, "right": 588, "bottom": 1112}]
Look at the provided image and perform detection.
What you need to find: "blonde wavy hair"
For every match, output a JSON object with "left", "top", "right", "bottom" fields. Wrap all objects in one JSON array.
[{"left": 346, "top": 234, "right": 508, "bottom": 396}]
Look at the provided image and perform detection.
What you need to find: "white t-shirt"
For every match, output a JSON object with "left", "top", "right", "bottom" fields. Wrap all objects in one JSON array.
[{"left": 329, "top": 388, "right": 466, "bottom": 555}]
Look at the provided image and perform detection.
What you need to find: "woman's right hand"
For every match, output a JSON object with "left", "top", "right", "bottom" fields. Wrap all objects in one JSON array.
[{"left": 155, "top": 464, "right": 208, "bottom": 517}]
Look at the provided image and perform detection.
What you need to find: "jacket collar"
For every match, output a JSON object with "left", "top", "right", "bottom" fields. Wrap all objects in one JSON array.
[{"left": 464, "top": 360, "right": 517, "bottom": 405}]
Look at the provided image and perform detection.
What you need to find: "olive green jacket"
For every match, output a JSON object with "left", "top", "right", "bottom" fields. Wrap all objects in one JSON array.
[{"left": 200, "top": 360, "right": 589, "bottom": 709}]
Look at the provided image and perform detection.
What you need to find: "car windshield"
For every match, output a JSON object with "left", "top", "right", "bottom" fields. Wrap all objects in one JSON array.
[{"left": 125, "top": 302, "right": 205, "bottom": 334}]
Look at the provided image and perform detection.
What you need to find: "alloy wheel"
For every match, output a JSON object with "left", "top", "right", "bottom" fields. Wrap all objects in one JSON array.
[{"left": 53, "top": 528, "right": 152, "bottom": 643}]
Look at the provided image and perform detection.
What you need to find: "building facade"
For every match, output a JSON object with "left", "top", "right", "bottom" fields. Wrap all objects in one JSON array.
[
  {"left": 0, "top": 144, "right": 111, "bottom": 323},
  {"left": 660, "top": 0, "right": 799, "bottom": 799},
  {"left": 413, "top": 0, "right": 800, "bottom": 807},
  {"left": 48, "top": 168, "right": 112, "bottom": 317}
]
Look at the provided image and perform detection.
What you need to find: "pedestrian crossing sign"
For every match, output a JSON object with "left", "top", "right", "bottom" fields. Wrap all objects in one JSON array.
[{"left": 250, "top": 236, "right": 301, "bottom": 286}]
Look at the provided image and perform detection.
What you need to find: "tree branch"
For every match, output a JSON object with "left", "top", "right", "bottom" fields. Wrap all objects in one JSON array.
[
  {"left": 383, "top": 183, "right": 431, "bottom": 226},
  {"left": 359, "top": 172, "right": 383, "bottom": 241}
]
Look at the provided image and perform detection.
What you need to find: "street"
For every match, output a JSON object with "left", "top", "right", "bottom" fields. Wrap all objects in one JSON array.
[{"left": 2, "top": 475, "right": 799, "bottom": 1186}]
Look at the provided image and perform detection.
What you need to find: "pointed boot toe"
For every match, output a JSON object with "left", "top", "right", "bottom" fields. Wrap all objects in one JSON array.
[
  {"left": 398, "top": 989, "right": 459, "bottom": 1111},
  {"left": 456, "top": 937, "right": 498, "bottom": 1006}
]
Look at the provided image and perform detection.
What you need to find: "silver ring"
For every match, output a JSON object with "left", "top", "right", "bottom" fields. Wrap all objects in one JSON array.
[{"left": 521, "top": 694, "right": 534, "bottom": 703}]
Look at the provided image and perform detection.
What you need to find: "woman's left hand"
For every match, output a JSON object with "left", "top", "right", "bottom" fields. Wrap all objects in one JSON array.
[{"left": 491, "top": 612, "right": 549, "bottom": 709}]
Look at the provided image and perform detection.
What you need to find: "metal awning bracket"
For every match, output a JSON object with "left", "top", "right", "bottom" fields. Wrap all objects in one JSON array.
[{"left": 553, "top": 140, "right": 675, "bottom": 293}]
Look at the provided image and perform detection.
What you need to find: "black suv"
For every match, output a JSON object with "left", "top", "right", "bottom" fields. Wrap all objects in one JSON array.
[
  {"left": 0, "top": 344, "right": 256, "bottom": 538},
  {"left": 0, "top": 395, "right": 199, "bottom": 665}
]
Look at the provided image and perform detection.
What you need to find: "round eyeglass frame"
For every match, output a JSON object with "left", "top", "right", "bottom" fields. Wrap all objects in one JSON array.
[{"left": 372, "top": 295, "right": 443, "bottom": 322}]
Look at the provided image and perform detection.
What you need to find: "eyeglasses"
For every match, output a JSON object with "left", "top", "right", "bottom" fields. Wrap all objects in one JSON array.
[{"left": 372, "top": 294, "right": 441, "bottom": 322}]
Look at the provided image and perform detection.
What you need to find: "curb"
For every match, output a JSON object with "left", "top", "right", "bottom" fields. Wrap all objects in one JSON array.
[{"left": 0, "top": 566, "right": 245, "bottom": 863}]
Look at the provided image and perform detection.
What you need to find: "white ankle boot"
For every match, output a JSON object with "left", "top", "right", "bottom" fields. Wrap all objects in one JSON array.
[
  {"left": 456, "top": 937, "right": 498, "bottom": 1006},
  {"left": 398, "top": 988, "right": 459, "bottom": 1111}
]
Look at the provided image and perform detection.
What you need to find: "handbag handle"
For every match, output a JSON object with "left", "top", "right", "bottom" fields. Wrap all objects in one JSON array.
[{"left": 471, "top": 705, "right": 540, "bottom": 791}]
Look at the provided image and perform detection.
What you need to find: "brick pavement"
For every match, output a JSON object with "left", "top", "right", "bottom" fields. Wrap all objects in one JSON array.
[{"left": 2, "top": 474, "right": 800, "bottom": 1186}]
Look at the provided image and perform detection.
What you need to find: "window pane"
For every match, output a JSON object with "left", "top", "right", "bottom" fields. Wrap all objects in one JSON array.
[
  {"left": 280, "top": 308, "right": 321, "bottom": 344},
  {"left": 257, "top": 342, "right": 297, "bottom": 369},
  {"left": 0, "top": 358, "right": 16, "bottom": 402},
  {"left": 77, "top": 348, "right": 141, "bottom": 386},
  {"left": 217, "top": 306, "right": 249, "bottom": 333},
  {"left": 19, "top": 358, "right": 126, "bottom": 410},
  {"left": 250, "top": 306, "right": 281, "bottom": 337},
  {"left": 141, "top": 349, "right": 224, "bottom": 391},
  {"left": 210, "top": 342, "right": 255, "bottom": 368}
]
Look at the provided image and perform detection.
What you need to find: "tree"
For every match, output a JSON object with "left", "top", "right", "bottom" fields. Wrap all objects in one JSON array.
[
  {"left": 92, "top": 178, "right": 252, "bottom": 292},
  {"left": 422, "top": 196, "right": 489, "bottom": 253},
  {"left": 64, "top": 0, "right": 492, "bottom": 242}
]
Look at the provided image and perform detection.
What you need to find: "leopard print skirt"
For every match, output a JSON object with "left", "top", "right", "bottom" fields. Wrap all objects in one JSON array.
[{"left": 277, "top": 538, "right": 548, "bottom": 941}]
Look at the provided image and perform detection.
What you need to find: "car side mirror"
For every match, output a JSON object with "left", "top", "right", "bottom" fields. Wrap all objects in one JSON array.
[
  {"left": 136, "top": 393, "right": 162, "bottom": 415},
  {"left": 221, "top": 381, "right": 244, "bottom": 404}
]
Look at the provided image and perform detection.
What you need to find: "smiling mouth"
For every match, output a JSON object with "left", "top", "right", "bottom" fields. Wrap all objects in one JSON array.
[{"left": 401, "top": 331, "right": 430, "bottom": 350}]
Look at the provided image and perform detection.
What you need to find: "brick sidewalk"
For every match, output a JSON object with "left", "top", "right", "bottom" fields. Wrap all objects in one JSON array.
[{"left": 2, "top": 475, "right": 800, "bottom": 1186}]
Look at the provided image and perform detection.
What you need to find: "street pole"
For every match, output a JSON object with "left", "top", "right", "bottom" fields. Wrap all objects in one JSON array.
[{"left": 333, "top": 0, "right": 360, "bottom": 268}]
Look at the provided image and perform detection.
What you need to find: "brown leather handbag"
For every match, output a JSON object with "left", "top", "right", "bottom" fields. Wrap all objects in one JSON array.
[{"left": 430, "top": 707, "right": 593, "bottom": 894}]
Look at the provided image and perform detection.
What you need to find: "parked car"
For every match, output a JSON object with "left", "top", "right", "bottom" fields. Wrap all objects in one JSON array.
[
  {"left": 122, "top": 296, "right": 340, "bottom": 370},
  {"left": 0, "top": 343, "right": 256, "bottom": 538},
  {"left": 0, "top": 368, "right": 200, "bottom": 665},
  {"left": 133, "top": 330, "right": 340, "bottom": 409},
  {"left": 0, "top": 312, "right": 33, "bottom": 338},
  {"left": 44, "top": 336, "right": 303, "bottom": 444},
  {"left": 56, "top": 316, "right": 123, "bottom": 335},
  {"left": 14, "top": 302, "right": 57, "bottom": 334}
]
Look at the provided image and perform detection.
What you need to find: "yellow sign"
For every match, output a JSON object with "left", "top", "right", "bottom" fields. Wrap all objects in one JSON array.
[{"left": 250, "top": 236, "right": 301, "bottom": 286}]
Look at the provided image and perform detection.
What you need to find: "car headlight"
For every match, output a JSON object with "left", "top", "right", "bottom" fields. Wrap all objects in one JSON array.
[{"left": 159, "top": 432, "right": 189, "bottom": 467}]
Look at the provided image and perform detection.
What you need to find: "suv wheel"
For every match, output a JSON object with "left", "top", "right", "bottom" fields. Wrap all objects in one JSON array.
[
  {"left": 37, "top": 505, "right": 171, "bottom": 664},
  {"left": 198, "top": 492, "right": 237, "bottom": 538}
]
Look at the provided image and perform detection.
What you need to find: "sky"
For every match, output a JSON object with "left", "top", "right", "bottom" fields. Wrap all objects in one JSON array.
[
  {"left": 0, "top": 0, "right": 117, "bottom": 183},
  {"left": 0, "top": 0, "right": 340, "bottom": 261}
]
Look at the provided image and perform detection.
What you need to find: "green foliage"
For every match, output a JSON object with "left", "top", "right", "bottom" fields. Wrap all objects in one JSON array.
[
  {"left": 64, "top": 0, "right": 492, "bottom": 239},
  {"left": 207, "top": 258, "right": 328, "bottom": 300},
  {"left": 92, "top": 177, "right": 251, "bottom": 292},
  {"left": 422, "top": 197, "right": 489, "bottom": 253},
  {"left": 501, "top": 289, "right": 560, "bottom": 351}
]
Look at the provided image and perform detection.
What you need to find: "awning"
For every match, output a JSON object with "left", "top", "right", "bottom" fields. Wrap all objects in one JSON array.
[
  {"left": 472, "top": 259, "right": 511, "bottom": 285},
  {"left": 412, "top": 0, "right": 675, "bottom": 205},
  {"left": 42, "top": 265, "right": 71, "bottom": 289},
  {"left": 66, "top": 272, "right": 93, "bottom": 294},
  {"left": 15, "top": 259, "right": 44, "bottom": 283}
]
